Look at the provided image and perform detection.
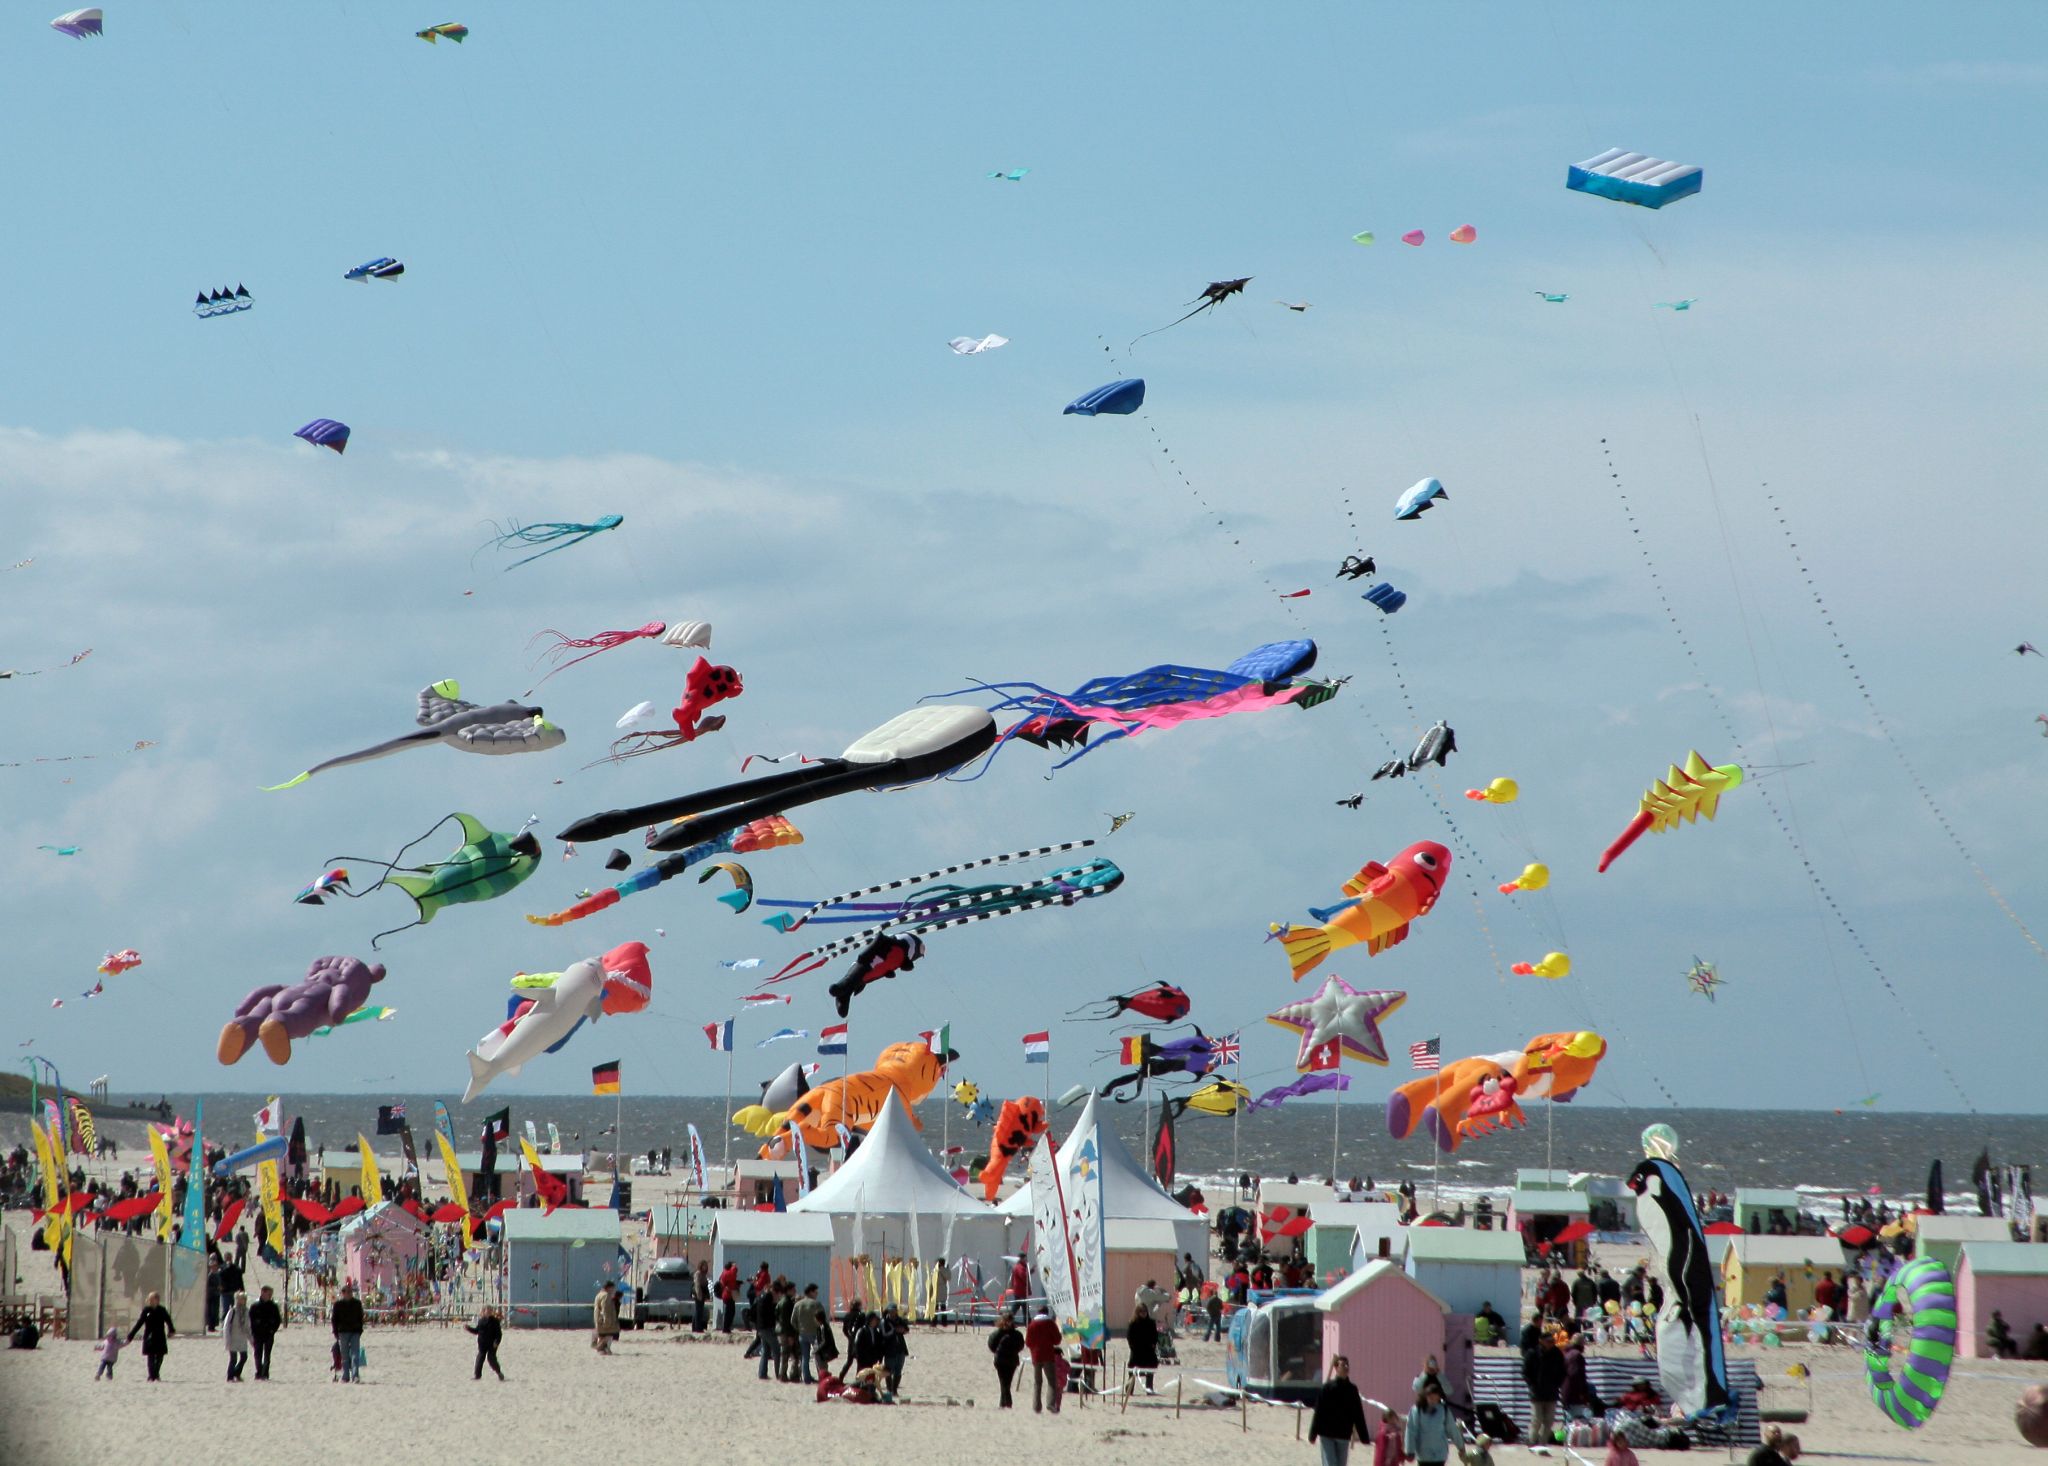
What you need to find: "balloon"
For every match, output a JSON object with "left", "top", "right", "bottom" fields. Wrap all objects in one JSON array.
[
  {"left": 2015, "top": 1383, "right": 2048, "bottom": 1447},
  {"left": 1641, "top": 1122, "right": 1680, "bottom": 1160}
]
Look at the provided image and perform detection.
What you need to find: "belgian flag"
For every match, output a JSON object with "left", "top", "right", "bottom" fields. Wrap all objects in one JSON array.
[{"left": 591, "top": 1060, "right": 622, "bottom": 1096}]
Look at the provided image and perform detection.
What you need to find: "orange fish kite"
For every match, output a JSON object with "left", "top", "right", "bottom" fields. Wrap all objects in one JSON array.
[{"left": 1271, "top": 840, "right": 1451, "bottom": 980}]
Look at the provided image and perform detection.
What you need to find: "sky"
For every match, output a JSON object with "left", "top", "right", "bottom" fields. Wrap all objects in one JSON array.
[{"left": 4, "top": 3, "right": 2046, "bottom": 1115}]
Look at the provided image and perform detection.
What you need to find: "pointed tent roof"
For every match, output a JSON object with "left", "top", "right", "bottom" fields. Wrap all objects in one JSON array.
[
  {"left": 997, "top": 1092, "right": 1197, "bottom": 1224},
  {"left": 789, "top": 1090, "right": 997, "bottom": 1219}
]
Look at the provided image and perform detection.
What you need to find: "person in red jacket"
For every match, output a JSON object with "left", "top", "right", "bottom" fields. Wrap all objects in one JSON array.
[
  {"left": 1024, "top": 1308, "right": 1063, "bottom": 1415},
  {"left": 717, "top": 1262, "right": 740, "bottom": 1334}
]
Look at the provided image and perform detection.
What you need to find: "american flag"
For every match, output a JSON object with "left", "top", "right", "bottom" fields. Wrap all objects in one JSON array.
[
  {"left": 1409, "top": 1037, "right": 1441, "bottom": 1071},
  {"left": 1208, "top": 1032, "right": 1241, "bottom": 1063}
]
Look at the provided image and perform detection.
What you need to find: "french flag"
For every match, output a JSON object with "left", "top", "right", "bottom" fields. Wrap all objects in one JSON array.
[
  {"left": 818, "top": 1024, "right": 848, "bottom": 1055},
  {"left": 1022, "top": 1031, "right": 1050, "bottom": 1064},
  {"left": 703, "top": 1018, "right": 735, "bottom": 1053}
]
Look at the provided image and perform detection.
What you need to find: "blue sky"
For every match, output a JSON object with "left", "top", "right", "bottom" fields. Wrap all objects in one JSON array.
[{"left": 4, "top": 3, "right": 2045, "bottom": 1115}]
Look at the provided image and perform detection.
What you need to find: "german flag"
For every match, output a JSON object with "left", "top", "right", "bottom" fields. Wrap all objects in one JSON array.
[{"left": 591, "top": 1060, "right": 621, "bottom": 1095}]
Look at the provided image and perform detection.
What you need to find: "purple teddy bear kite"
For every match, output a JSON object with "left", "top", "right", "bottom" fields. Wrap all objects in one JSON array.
[{"left": 217, "top": 955, "right": 386, "bottom": 1066}]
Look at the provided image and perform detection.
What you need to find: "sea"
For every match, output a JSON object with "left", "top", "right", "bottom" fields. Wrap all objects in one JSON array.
[{"left": 83, "top": 1091, "right": 2048, "bottom": 1215}]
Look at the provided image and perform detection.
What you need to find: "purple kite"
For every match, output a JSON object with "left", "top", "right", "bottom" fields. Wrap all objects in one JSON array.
[
  {"left": 216, "top": 954, "right": 385, "bottom": 1067},
  {"left": 295, "top": 419, "right": 350, "bottom": 455},
  {"left": 1250, "top": 1073, "right": 1350, "bottom": 1109}
]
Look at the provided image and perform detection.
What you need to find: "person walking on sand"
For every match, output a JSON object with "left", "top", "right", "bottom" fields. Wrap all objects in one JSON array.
[
  {"left": 1124, "top": 1302, "right": 1161, "bottom": 1395},
  {"left": 1404, "top": 1379, "right": 1466, "bottom": 1466},
  {"left": 128, "top": 1290, "right": 174, "bottom": 1382},
  {"left": 1025, "top": 1307, "right": 1063, "bottom": 1413},
  {"left": 988, "top": 1309, "right": 1024, "bottom": 1408},
  {"left": 467, "top": 1305, "right": 505, "bottom": 1380},
  {"left": 1372, "top": 1407, "right": 1403, "bottom": 1466},
  {"left": 94, "top": 1327, "right": 124, "bottom": 1381},
  {"left": 692, "top": 1259, "right": 711, "bottom": 1334},
  {"left": 880, "top": 1304, "right": 909, "bottom": 1398},
  {"left": 792, "top": 1283, "right": 826, "bottom": 1384},
  {"left": 223, "top": 1290, "right": 253, "bottom": 1382},
  {"left": 331, "top": 1280, "right": 365, "bottom": 1384},
  {"left": 776, "top": 1278, "right": 799, "bottom": 1381},
  {"left": 1308, "top": 1355, "right": 1372, "bottom": 1466},
  {"left": 249, "top": 1285, "right": 281, "bottom": 1380},
  {"left": 593, "top": 1280, "right": 621, "bottom": 1354},
  {"left": 717, "top": 1259, "right": 740, "bottom": 1334},
  {"left": 751, "top": 1279, "right": 780, "bottom": 1380}
]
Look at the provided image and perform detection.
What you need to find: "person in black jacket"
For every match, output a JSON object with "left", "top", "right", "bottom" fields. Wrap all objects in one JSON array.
[
  {"left": 128, "top": 1291, "right": 175, "bottom": 1382},
  {"left": 842, "top": 1306, "right": 885, "bottom": 1384},
  {"left": 248, "top": 1285, "right": 282, "bottom": 1381},
  {"left": 751, "top": 1283, "right": 780, "bottom": 1381},
  {"left": 1526, "top": 1329, "right": 1566, "bottom": 1446},
  {"left": 1308, "top": 1356, "right": 1372, "bottom": 1466},
  {"left": 466, "top": 1305, "right": 505, "bottom": 1380},
  {"left": 879, "top": 1306, "right": 909, "bottom": 1397},
  {"left": 1123, "top": 1303, "right": 1161, "bottom": 1395},
  {"left": 987, "top": 1311, "right": 1024, "bottom": 1408},
  {"left": 331, "top": 1281, "right": 366, "bottom": 1384}
]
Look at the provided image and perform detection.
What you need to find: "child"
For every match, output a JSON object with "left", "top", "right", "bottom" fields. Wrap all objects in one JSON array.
[
  {"left": 95, "top": 1328, "right": 123, "bottom": 1381},
  {"left": 1374, "top": 1409, "right": 1404, "bottom": 1466}
]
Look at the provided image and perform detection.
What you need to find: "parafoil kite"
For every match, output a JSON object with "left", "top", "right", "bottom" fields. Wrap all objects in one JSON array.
[
  {"left": 1394, "top": 477, "right": 1447, "bottom": 521},
  {"left": 1064, "top": 378, "right": 1146, "bottom": 416},
  {"left": 1266, "top": 976, "right": 1406, "bottom": 1068},
  {"left": 417, "top": 22, "right": 467, "bottom": 42},
  {"left": 294, "top": 868, "right": 351, "bottom": 906},
  {"left": 526, "top": 816, "right": 802, "bottom": 927},
  {"left": 1351, "top": 232, "right": 1375, "bottom": 245},
  {"left": 344, "top": 257, "right": 404, "bottom": 282},
  {"left": 1130, "top": 277, "right": 1251, "bottom": 347},
  {"left": 1510, "top": 952, "right": 1571, "bottom": 979},
  {"left": 1250, "top": 1072, "right": 1348, "bottom": 1109},
  {"left": 1386, "top": 1030, "right": 1607, "bottom": 1152},
  {"left": 315, "top": 812, "right": 541, "bottom": 946},
  {"left": 604, "top": 849, "right": 631, "bottom": 872},
  {"left": 827, "top": 933, "right": 925, "bottom": 1017},
  {"left": 1271, "top": 840, "right": 1451, "bottom": 980},
  {"left": 698, "top": 861, "right": 753, "bottom": 912},
  {"left": 1597, "top": 751, "right": 1743, "bottom": 871},
  {"left": 1498, "top": 862, "right": 1548, "bottom": 894},
  {"left": 1372, "top": 720, "right": 1455, "bottom": 781},
  {"left": 218, "top": 955, "right": 386, "bottom": 1066},
  {"left": 979, "top": 1096, "right": 1048, "bottom": 1201},
  {"left": 1068, "top": 982, "right": 1191, "bottom": 1024},
  {"left": 98, "top": 949, "right": 141, "bottom": 976},
  {"left": 948, "top": 334, "right": 1008, "bottom": 354},
  {"left": 1099, "top": 1030, "right": 1218, "bottom": 1101},
  {"left": 560, "top": 704, "right": 998, "bottom": 851},
  {"left": 1567, "top": 148, "right": 1702, "bottom": 209},
  {"left": 1361, "top": 583, "right": 1407, "bottom": 614},
  {"left": 264, "top": 680, "right": 565, "bottom": 790},
  {"left": 1172, "top": 1078, "right": 1251, "bottom": 1117},
  {"left": 294, "top": 419, "right": 350, "bottom": 454},
  {"left": 595, "top": 658, "right": 742, "bottom": 765},
  {"left": 193, "top": 285, "right": 252, "bottom": 318},
  {"left": 1684, "top": 957, "right": 1724, "bottom": 1000},
  {"left": 481, "top": 514, "right": 623, "bottom": 570},
  {"left": 1465, "top": 778, "right": 1518, "bottom": 804},
  {"left": 50, "top": 9, "right": 100, "bottom": 37},
  {"left": 932, "top": 639, "right": 1338, "bottom": 775}
]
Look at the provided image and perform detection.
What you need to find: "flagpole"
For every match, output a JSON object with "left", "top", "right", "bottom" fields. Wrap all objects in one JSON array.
[
  {"left": 1331, "top": 1058, "right": 1343, "bottom": 1183},
  {"left": 617, "top": 1086, "right": 625, "bottom": 1185},
  {"left": 1230, "top": 1042, "right": 1241, "bottom": 1211},
  {"left": 722, "top": 1019, "right": 734, "bottom": 1179},
  {"left": 940, "top": 1018, "right": 950, "bottom": 1173},
  {"left": 1430, "top": 1037, "right": 1443, "bottom": 1217}
]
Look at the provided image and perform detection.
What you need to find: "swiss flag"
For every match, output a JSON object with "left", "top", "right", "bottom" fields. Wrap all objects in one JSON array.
[{"left": 1302, "top": 1040, "right": 1340, "bottom": 1072}]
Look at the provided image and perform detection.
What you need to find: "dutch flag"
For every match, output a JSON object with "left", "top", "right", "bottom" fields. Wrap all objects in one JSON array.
[
  {"left": 1022, "top": 1031, "right": 1050, "bottom": 1064},
  {"left": 818, "top": 1024, "right": 848, "bottom": 1055}
]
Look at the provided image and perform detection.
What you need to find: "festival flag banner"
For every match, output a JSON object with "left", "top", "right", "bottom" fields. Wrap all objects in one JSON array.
[
  {"left": 254, "top": 1096, "right": 283, "bottom": 1135},
  {"left": 179, "top": 1100, "right": 205, "bottom": 1250},
  {"left": 818, "top": 1024, "right": 848, "bottom": 1055},
  {"left": 434, "top": 1126, "right": 472, "bottom": 1247},
  {"left": 704, "top": 1018, "right": 735, "bottom": 1052},
  {"left": 1022, "top": 1031, "right": 1050, "bottom": 1064},
  {"left": 357, "top": 1132, "right": 384, "bottom": 1206},
  {"left": 592, "top": 1060, "right": 622, "bottom": 1095},
  {"left": 147, "top": 1124, "right": 176, "bottom": 1240}
]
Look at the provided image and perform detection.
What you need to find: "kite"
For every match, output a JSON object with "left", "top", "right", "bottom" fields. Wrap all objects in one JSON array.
[
  {"left": 1402, "top": 231, "right": 1425, "bottom": 246},
  {"left": 1279, "top": 589, "right": 1311, "bottom": 598},
  {"left": 50, "top": 9, "right": 100, "bottom": 37},
  {"left": 344, "top": 257, "right": 405, "bottom": 281},
  {"left": 1534, "top": 292, "right": 1569, "bottom": 303},
  {"left": 1361, "top": 583, "right": 1407, "bottom": 614},
  {"left": 1386, "top": 1030, "right": 1607, "bottom": 1152},
  {"left": 987, "top": 168, "right": 1028, "bottom": 181},
  {"left": 1498, "top": 862, "right": 1549, "bottom": 894},
  {"left": 1597, "top": 751, "right": 1743, "bottom": 871},
  {"left": 1655, "top": 299, "right": 1698, "bottom": 312},
  {"left": 465, "top": 951, "right": 624, "bottom": 1102},
  {"left": 1334, "top": 793, "right": 1364, "bottom": 810},
  {"left": 948, "top": 334, "right": 1009, "bottom": 354},
  {"left": 604, "top": 849, "right": 631, "bottom": 872},
  {"left": 1275, "top": 300, "right": 1310, "bottom": 312},
  {"left": 826, "top": 934, "right": 924, "bottom": 1018},
  {"left": 1394, "top": 477, "right": 1447, "bottom": 520},
  {"left": 1371, "top": 721, "right": 1456, "bottom": 781},
  {"left": 561, "top": 704, "right": 998, "bottom": 851},
  {"left": 1351, "top": 231, "right": 1374, "bottom": 245},
  {"left": 952, "top": 1080, "right": 980, "bottom": 1110},
  {"left": 741, "top": 993, "right": 790, "bottom": 1008},
  {"left": 1067, "top": 982, "right": 1190, "bottom": 1025},
  {"left": 2017, "top": 643, "right": 2040, "bottom": 657},
  {"left": 722, "top": 957, "right": 764, "bottom": 969},
  {"left": 594, "top": 658, "right": 743, "bottom": 766},
  {"left": 526, "top": 816, "right": 802, "bottom": 927},
  {"left": 509, "top": 942, "right": 652, "bottom": 1016},
  {"left": 1465, "top": 778, "right": 1518, "bottom": 804},
  {"left": 698, "top": 861, "right": 753, "bottom": 913},
  {"left": 1337, "top": 555, "right": 1376, "bottom": 580},
  {"left": 310, "top": 1006, "right": 395, "bottom": 1037},
  {"left": 3, "top": 559, "right": 31, "bottom": 571},
  {"left": 1129, "top": 277, "right": 1252, "bottom": 347},
  {"left": 263, "top": 679, "right": 565, "bottom": 789},
  {"left": 1272, "top": 840, "right": 1451, "bottom": 981},
  {"left": 1567, "top": 148, "right": 1703, "bottom": 209},
  {"left": 1684, "top": 957, "right": 1724, "bottom": 1001},
  {"left": 770, "top": 1040, "right": 953, "bottom": 1152},
  {"left": 0, "top": 739, "right": 154, "bottom": 771},
  {"left": 763, "top": 839, "right": 1099, "bottom": 934},
  {"left": 417, "top": 22, "right": 468, "bottom": 42},
  {"left": 98, "top": 949, "right": 141, "bottom": 976},
  {"left": 481, "top": 514, "right": 623, "bottom": 570},
  {"left": 294, "top": 419, "right": 350, "bottom": 454},
  {"left": 932, "top": 639, "right": 1338, "bottom": 775},
  {"left": 739, "top": 751, "right": 818, "bottom": 773},
  {"left": 1250, "top": 1073, "right": 1348, "bottom": 1109},
  {"left": 193, "top": 285, "right": 252, "bottom": 318},
  {"left": 1064, "top": 378, "right": 1145, "bottom": 416},
  {"left": 1449, "top": 225, "right": 1477, "bottom": 243},
  {"left": 979, "top": 1096, "right": 1048, "bottom": 1201},
  {"left": 219, "top": 955, "right": 386, "bottom": 1066},
  {"left": 1172, "top": 1078, "right": 1251, "bottom": 1118},
  {"left": 37, "top": 844, "right": 80, "bottom": 856},
  {"left": 1864, "top": 1257, "right": 1956, "bottom": 1429},
  {"left": 80, "top": 981, "right": 103, "bottom": 998},
  {"left": 0, "top": 647, "right": 91, "bottom": 680},
  {"left": 1267, "top": 977, "right": 1406, "bottom": 1068},
  {"left": 294, "top": 868, "right": 351, "bottom": 905},
  {"left": 1105, "top": 811, "right": 1135, "bottom": 834},
  {"left": 1510, "top": 952, "right": 1571, "bottom": 979},
  {"left": 616, "top": 700, "right": 659, "bottom": 729},
  {"left": 314, "top": 812, "right": 542, "bottom": 946},
  {"left": 1099, "top": 1030, "right": 1219, "bottom": 1101}
]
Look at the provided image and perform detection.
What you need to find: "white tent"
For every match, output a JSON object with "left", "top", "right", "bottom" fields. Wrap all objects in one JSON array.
[
  {"left": 1000, "top": 1094, "right": 1208, "bottom": 1267},
  {"left": 789, "top": 1091, "right": 1010, "bottom": 1313}
]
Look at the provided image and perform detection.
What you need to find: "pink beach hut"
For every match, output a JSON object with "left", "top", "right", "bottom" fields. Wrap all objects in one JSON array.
[
  {"left": 1955, "top": 1242, "right": 2048, "bottom": 1358},
  {"left": 338, "top": 1200, "right": 429, "bottom": 1299},
  {"left": 1317, "top": 1259, "right": 1471, "bottom": 1433}
]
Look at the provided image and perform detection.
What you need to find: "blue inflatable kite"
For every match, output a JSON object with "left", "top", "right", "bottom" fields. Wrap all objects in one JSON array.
[
  {"left": 1362, "top": 583, "right": 1407, "bottom": 614},
  {"left": 1567, "top": 148, "right": 1702, "bottom": 209},
  {"left": 1064, "top": 379, "right": 1146, "bottom": 417}
]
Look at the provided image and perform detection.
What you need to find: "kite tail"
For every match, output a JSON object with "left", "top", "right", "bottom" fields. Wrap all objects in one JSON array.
[
  {"left": 1127, "top": 303, "right": 1212, "bottom": 349},
  {"left": 1275, "top": 924, "right": 1332, "bottom": 981},
  {"left": 369, "top": 914, "right": 425, "bottom": 950},
  {"left": 1597, "top": 811, "right": 1655, "bottom": 872},
  {"left": 262, "top": 771, "right": 311, "bottom": 792}
]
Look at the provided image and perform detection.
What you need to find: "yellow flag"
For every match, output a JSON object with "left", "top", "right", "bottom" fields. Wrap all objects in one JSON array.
[
  {"left": 30, "top": 1119, "right": 68, "bottom": 1253},
  {"left": 257, "top": 1141, "right": 285, "bottom": 1254},
  {"left": 435, "top": 1129, "right": 473, "bottom": 1249},
  {"left": 147, "top": 1124, "right": 176, "bottom": 1241},
  {"left": 357, "top": 1133, "right": 383, "bottom": 1206}
]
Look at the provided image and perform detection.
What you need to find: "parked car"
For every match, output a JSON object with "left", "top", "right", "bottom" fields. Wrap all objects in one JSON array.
[{"left": 636, "top": 1258, "right": 700, "bottom": 1326}]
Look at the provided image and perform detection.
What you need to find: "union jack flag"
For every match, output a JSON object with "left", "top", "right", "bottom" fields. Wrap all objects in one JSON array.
[{"left": 1208, "top": 1032, "right": 1241, "bottom": 1063}]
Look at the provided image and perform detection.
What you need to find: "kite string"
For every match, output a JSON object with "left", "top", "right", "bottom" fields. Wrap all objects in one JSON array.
[{"left": 1762, "top": 487, "right": 2047, "bottom": 965}]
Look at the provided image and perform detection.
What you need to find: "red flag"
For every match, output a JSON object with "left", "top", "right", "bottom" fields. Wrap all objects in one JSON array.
[
  {"left": 214, "top": 1197, "right": 247, "bottom": 1240},
  {"left": 287, "top": 1197, "right": 334, "bottom": 1225},
  {"left": 1302, "top": 1040, "right": 1340, "bottom": 1072}
]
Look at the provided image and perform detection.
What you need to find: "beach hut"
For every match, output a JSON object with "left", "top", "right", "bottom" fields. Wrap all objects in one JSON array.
[
  {"left": 1258, "top": 1179, "right": 1338, "bottom": 1215},
  {"left": 1515, "top": 1168, "right": 1573, "bottom": 1190},
  {"left": 337, "top": 1200, "right": 429, "bottom": 1300},
  {"left": 1916, "top": 1215, "right": 2013, "bottom": 1276},
  {"left": 1720, "top": 1235, "right": 1847, "bottom": 1311},
  {"left": 647, "top": 1203, "right": 715, "bottom": 1265},
  {"left": 734, "top": 1158, "right": 801, "bottom": 1206},
  {"left": 1733, "top": 1188, "right": 1804, "bottom": 1235},
  {"left": 711, "top": 1211, "right": 835, "bottom": 1305},
  {"left": 1103, "top": 1218, "right": 1184, "bottom": 1320},
  {"left": 502, "top": 1207, "right": 623, "bottom": 1328},
  {"left": 1955, "top": 1241, "right": 2048, "bottom": 1357},
  {"left": 450, "top": 1149, "right": 587, "bottom": 1208},
  {"left": 1507, "top": 1188, "right": 1591, "bottom": 1267},
  {"left": 317, "top": 1147, "right": 397, "bottom": 1201},
  {"left": 998, "top": 1094, "right": 1209, "bottom": 1274},
  {"left": 1404, "top": 1226, "right": 1524, "bottom": 1316},
  {"left": 791, "top": 1091, "right": 1009, "bottom": 1314},
  {"left": 1227, "top": 1289, "right": 1324, "bottom": 1403},
  {"left": 1317, "top": 1260, "right": 1470, "bottom": 1431},
  {"left": 1311, "top": 1200, "right": 1401, "bottom": 1281}
]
